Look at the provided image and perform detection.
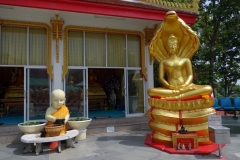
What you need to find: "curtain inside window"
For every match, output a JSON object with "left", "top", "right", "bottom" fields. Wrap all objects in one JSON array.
[
  {"left": 107, "top": 34, "right": 126, "bottom": 67},
  {"left": 85, "top": 32, "right": 105, "bottom": 66},
  {"left": 67, "top": 30, "right": 141, "bottom": 68},
  {"left": 68, "top": 31, "right": 83, "bottom": 66},
  {"left": 127, "top": 35, "right": 140, "bottom": 67},
  {"left": 29, "top": 28, "right": 47, "bottom": 65},
  {"left": 1, "top": 26, "right": 27, "bottom": 65}
]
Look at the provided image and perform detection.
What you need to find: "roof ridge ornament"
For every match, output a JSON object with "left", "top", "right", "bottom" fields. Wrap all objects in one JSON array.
[{"left": 140, "top": 0, "right": 200, "bottom": 13}]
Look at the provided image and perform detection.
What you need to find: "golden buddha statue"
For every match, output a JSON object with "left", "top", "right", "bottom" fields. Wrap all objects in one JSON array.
[
  {"left": 11, "top": 68, "right": 24, "bottom": 87},
  {"left": 5, "top": 68, "right": 24, "bottom": 98},
  {"left": 87, "top": 69, "right": 106, "bottom": 97},
  {"left": 148, "top": 34, "right": 212, "bottom": 101},
  {"left": 147, "top": 11, "right": 216, "bottom": 146},
  {"left": 88, "top": 69, "right": 97, "bottom": 84},
  {"left": 68, "top": 75, "right": 75, "bottom": 86}
]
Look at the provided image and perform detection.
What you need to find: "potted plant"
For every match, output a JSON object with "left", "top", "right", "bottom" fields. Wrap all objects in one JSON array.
[
  {"left": 18, "top": 121, "right": 46, "bottom": 134},
  {"left": 67, "top": 117, "right": 92, "bottom": 141}
]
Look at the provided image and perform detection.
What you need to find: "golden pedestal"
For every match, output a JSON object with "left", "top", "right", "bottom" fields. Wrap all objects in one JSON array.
[{"left": 148, "top": 97, "right": 216, "bottom": 145}]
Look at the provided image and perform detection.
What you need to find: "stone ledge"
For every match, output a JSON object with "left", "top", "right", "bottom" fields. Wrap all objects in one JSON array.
[{"left": 0, "top": 116, "right": 149, "bottom": 144}]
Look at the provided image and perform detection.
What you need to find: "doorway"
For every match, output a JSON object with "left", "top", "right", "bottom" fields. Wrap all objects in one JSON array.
[
  {"left": 0, "top": 67, "right": 50, "bottom": 124},
  {"left": 66, "top": 68, "right": 125, "bottom": 119}
]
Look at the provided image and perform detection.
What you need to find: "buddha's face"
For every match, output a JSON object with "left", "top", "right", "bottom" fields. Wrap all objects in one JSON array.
[
  {"left": 168, "top": 36, "right": 178, "bottom": 55},
  {"left": 51, "top": 90, "right": 66, "bottom": 109}
]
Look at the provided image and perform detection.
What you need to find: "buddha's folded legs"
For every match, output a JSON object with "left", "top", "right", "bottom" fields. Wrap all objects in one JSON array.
[{"left": 148, "top": 85, "right": 212, "bottom": 101}]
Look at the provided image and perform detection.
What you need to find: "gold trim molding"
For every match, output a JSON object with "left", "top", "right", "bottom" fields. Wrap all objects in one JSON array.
[
  {"left": 0, "top": 19, "right": 53, "bottom": 81},
  {"left": 63, "top": 25, "right": 147, "bottom": 81},
  {"left": 50, "top": 12, "right": 64, "bottom": 63},
  {"left": 149, "top": 121, "right": 209, "bottom": 132},
  {"left": 144, "top": 24, "right": 159, "bottom": 45},
  {"left": 140, "top": 0, "right": 200, "bottom": 13},
  {"left": 148, "top": 97, "right": 215, "bottom": 111},
  {"left": 144, "top": 24, "right": 159, "bottom": 65}
]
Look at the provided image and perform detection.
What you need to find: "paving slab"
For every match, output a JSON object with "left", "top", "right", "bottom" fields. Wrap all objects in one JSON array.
[{"left": 0, "top": 130, "right": 240, "bottom": 160}]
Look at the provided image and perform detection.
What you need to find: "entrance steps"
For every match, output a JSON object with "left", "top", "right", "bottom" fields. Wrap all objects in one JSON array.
[{"left": 0, "top": 116, "right": 150, "bottom": 144}]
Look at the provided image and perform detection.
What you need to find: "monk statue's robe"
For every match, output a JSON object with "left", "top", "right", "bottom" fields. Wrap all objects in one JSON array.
[{"left": 46, "top": 105, "right": 69, "bottom": 137}]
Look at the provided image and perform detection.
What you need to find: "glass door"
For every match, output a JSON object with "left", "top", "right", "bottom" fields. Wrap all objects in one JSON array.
[
  {"left": 65, "top": 68, "right": 88, "bottom": 118},
  {"left": 24, "top": 67, "right": 50, "bottom": 121},
  {"left": 125, "top": 69, "right": 145, "bottom": 117}
]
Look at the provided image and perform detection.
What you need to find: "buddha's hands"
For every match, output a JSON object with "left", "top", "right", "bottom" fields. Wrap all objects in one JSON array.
[
  {"left": 179, "top": 87, "right": 196, "bottom": 93},
  {"left": 46, "top": 115, "right": 56, "bottom": 122},
  {"left": 167, "top": 84, "right": 178, "bottom": 90}
]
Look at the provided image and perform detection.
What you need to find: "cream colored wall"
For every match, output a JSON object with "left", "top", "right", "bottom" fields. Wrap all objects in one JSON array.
[{"left": 0, "top": 5, "right": 157, "bottom": 113}]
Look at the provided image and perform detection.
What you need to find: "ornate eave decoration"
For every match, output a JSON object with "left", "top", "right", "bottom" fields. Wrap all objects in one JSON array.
[
  {"left": 0, "top": 19, "right": 53, "bottom": 81},
  {"left": 144, "top": 24, "right": 159, "bottom": 46},
  {"left": 140, "top": 0, "right": 200, "bottom": 13},
  {"left": 63, "top": 26, "right": 147, "bottom": 81},
  {"left": 50, "top": 12, "right": 64, "bottom": 63},
  {"left": 144, "top": 24, "right": 159, "bottom": 65}
]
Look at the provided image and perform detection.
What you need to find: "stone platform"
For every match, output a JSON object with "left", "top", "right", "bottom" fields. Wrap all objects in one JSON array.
[
  {"left": 144, "top": 133, "right": 225, "bottom": 155},
  {"left": 0, "top": 116, "right": 149, "bottom": 144}
]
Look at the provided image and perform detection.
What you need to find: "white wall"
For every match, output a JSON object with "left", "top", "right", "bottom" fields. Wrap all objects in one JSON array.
[{"left": 0, "top": 5, "right": 159, "bottom": 113}]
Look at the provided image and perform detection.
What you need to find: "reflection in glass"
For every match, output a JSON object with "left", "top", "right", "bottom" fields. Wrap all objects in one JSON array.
[
  {"left": 65, "top": 69, "right": 85, "bottom": 117},
  {"left": 28, "top": 68, "right": 50, "bottom": 120},
  {"left": 128, "top": 70, "right": 144, "bottom": 114}
]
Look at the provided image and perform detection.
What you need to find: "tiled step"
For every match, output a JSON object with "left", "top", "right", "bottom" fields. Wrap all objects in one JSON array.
[{"left": 0, "top": 116, "right": 150, "bottom": 144}]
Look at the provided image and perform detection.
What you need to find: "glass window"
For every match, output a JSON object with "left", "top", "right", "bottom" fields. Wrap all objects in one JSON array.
[
  {"left": 1, "top": 26, "right": 27, "bottom": 65},
  {"left": 67, "top": 30, "right": 141, "bottom": 68},
  {"left": 29, "top": 28, "right": 47, "bottom": 65},
  {"left": 85, "top": 32, "right": 105, "bottom": 66},
  {"left": 107, "top": 34, "right": 126, "bottom": 67},
  {"left": 68, "top": 31, "right": 84, "bottom": 66},
  {"left": 127, "top": 35, "right": 140, "bottom": 67}
]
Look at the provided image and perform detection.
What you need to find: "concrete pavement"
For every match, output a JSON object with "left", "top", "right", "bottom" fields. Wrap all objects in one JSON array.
[{"left": 0, "top": 130, "right": 240, "bottom": 160}]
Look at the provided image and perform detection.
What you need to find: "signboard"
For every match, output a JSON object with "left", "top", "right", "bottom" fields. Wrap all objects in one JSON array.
[
  {"left": 172, "top": 133, "right": 198, "bottom": 149},
  {"left": 209, "top": 126, "right": 230, "bottom": 144},
  {"left": 208, "top": 115, "right": 222, "bottom": 126},
  {"left": 107, "top": 126, "right": 115, "bottom": 132}
]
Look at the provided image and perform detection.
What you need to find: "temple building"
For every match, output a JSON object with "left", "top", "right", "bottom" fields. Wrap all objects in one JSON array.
[{"left": 0, "top": 0, "right": 200, "bottom": 132}]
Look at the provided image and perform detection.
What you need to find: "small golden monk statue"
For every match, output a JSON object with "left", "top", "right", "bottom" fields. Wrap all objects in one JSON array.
[{"left": 147, "top": 11, "right": 216, "bottom": 146}]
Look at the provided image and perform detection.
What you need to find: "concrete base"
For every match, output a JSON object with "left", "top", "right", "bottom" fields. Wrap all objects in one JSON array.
[{"left": 76, "top": 129, "right": 87, "bottom": 141}]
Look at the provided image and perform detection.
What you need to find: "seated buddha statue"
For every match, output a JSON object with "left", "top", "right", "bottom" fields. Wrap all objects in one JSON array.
[
  {"left": 146, "top": 11, "right": 215, "bottom": 147},
  {"left": 11, "top": 68, "right": 24, "bottom": 87},
  {"left": 68, "top": 75, "right": 75, "bottom": 86},
  {"left": 147, "top": 34, "right": 212, "bottom": 101},
  {"left": 88, "top": 69, "right": 97, "bottom": 84},
  {"left": 88, "top": 69, "right": 106, "bottom": 96},
  {"left": 4, "top": 68, "right": 24, "bottom": 98}
]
